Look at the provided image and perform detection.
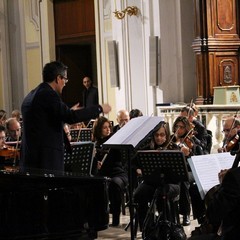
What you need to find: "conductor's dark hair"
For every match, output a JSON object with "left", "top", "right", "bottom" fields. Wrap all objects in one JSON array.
[{"left": 42, "top": 61, "right": 68, "bottom": 83}]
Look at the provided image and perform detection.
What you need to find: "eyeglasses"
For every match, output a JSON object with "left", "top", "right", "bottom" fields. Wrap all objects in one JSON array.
[
  {"left": 175, "top": 125, "right": 185, "bottom": 129},
  {"left": 61, "top": 76, "right": 69, "bottom": 83}
]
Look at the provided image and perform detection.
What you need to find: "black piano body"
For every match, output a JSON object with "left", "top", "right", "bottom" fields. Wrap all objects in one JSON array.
[{"left": 0, "top": 169, "right": 109, "bottom": 239}]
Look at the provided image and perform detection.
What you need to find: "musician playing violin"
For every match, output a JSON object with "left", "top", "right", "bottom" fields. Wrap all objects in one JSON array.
[
  {"left": 172, "top": 116, "right": 205, "bottom": 226},
  {"left": 171, "top": 116, "right": 195, "bottom": 157},
  {"left": 133, "top": 121, "right": 180, "bottom": 231},
  {"left": 180, "top": 106, "right": 209, "bottom": 154},
  {"left": 0, "top": 125, "right": 6, "bottom": 150},
  {"left": 218, "top": 116, "right": 240, "bottom": 153}
]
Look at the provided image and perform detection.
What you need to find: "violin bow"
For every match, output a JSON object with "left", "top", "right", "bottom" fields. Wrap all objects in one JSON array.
[
  {"left": 187, "top": 98, "right": 194, "bottom": 118},
  {"left": 165, "top": 126, "right": 180, "bottom": 149},
  {"left": 0, "top": 113, "right": 6, "bottom": 123}
]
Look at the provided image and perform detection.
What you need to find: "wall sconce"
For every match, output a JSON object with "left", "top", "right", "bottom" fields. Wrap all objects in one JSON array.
[{"left": 113, "top": 6, "right": 139, "bottom": 20}]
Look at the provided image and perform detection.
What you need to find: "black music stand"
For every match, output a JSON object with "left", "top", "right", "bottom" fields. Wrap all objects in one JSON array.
[
  {"left": 64, "top": 142, "right": 95, "bottom": 176},
  {"left": 103, "top": 116, "right": 165, "bottom": 240},
  {"left": 78, "top": 128, "right": 92, "bottom": 142},
  {"left": 70, "top": 128, "right": 92, "bottom": 142},
  {"left": 137, "top": 150, "right": 189, "bottom": 240},
  {"left": 86, "top": 119, "right": 95, "bottom": 128}
]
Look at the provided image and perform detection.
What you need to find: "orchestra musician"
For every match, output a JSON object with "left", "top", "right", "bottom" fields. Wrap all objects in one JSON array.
[
  {"left": 190, "top": 116, "right": 240, "bottom": 239},
  {"left": 0, "top": 125, "right": 7, "bottom": 165},
  {"left": 112, "top": 109, "right": 130, "bottom": 133},
  {"left": 20, "top": 61, "right": 111, "bottom": 172},
  {"left": 0, "top": 125, "right": 19, "bottom": 168},
  {"left": 189, "top": 166, "right": 240, "bottom": 240},
  {"left": 180, "top": 106, "right": 209, "bottom": 154},
  {"left": 5, "top": 118, "right": 22, "bottom": 143},
  {"left": 0, "top": 110, "right": 7, "bottom": 126},
  {"left": 133, "top": 121, "right": 180, "bottom": 231},
  {"left": 92, "top": 116, "right": 128, "bottom": 227},
  {"left": 217, "top": 116, "right": 240, "bottom": 153},
  {"left": 171, "top": 116, "right": 204, "bottom": 226}
]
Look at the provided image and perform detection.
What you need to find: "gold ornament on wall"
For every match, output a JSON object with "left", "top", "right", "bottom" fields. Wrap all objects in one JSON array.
[{"left": 113, "top": 6, "right": 139, "bottom": 19}]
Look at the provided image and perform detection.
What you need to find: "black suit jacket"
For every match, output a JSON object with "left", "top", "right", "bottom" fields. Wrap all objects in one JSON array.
[
  {"left": 21, "top": 82, "right": 102, "bottom": 172},
  {"left": 206, "top": 167, "right": 240, "bottom": 240},
  {"left": 82, "top": 86, "right": 99, "bottom": 107}
]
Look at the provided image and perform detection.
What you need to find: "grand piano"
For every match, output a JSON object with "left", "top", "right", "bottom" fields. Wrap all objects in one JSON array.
[{"left": 0, "top": 168, "right": 109, "bottom": 239}]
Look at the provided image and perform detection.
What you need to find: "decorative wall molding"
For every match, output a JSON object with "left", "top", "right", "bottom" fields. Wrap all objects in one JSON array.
[
  {"left": 29, "top": 0, "right": 39, "bottom": 31},
  {"left": 26, "top": 41, "right": 40, "bottom": 49}
]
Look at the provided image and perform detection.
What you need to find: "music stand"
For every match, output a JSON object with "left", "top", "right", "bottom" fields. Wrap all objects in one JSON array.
[
  {"left": 70, "top": 129, "right": 79, "bottom": 142},
  {"left": 86, "top": 119, "right": 95, "bottom": 128},
  {"left": 137, "top": 150, "right": 189, "bottom": 184},
  {"left": 64, "top": 142, "right": 95, "bottom": 176},
  {"left": 137, "top": 150, "right": 189, "bottom": 240},
  {"left": 78, "top": 128, "right": 92, "bottom": 142},
  {"left": 70, "top": 128, "right": 92, "bottom": 142},
  {"left": 103, "top": 116, "right": 165, "bottom": 240}
]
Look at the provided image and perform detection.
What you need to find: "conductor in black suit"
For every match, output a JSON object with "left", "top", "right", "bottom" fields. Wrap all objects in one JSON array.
[
  {"left": 82, "top": 76, "right": 99, "bottom": 107},
  {"left": 20, "top": 61, "right": 111, "bottom": 172}
]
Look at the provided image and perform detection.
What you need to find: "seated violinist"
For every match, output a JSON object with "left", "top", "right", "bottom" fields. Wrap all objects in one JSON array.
[
  {"left": 218, "top": 116, "right": 240, "bottom": 153},
  {"left": 5, "top": 118, "right": 21, "bottom": 143},
  {"left": 190, "top": 117, "right": 240, "bottom": 231},
  {"left": 0, "top": 125, "right": 17, "bottom": 168},
  {"left": 189, "top": 168, "right": 240, "bottom": 240},
  {"left": 180, "top": 106, "right": 208, "bottom": 154},
  {"left": 206, "top": 167, "right": 240, "bottom": 240},
  {"left": 0, "top": 125, "right": 6, "bottom": 150},
  {"left": 133, "top": 121, "right": 180, "bottom": 231},
  {"left": 171, "top": 116, "right": 203, "bottom": 226}
]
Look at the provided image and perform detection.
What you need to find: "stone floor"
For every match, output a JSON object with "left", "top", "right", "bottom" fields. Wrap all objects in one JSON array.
[{"left": 97, "top": 212, "right": 199, "bottom": 239}]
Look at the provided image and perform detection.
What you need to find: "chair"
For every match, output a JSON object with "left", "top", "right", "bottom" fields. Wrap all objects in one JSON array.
[
  {"left": 70, "top": 128, "right": 92, "bottom": 142},
  {"left": 64, "top": 142, "right": 95, "bottom": 176}
]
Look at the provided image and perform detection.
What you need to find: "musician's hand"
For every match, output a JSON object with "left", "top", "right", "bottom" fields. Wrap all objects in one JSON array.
[
  {"left": 218, "top": 147, "right": 226, "bottom": 153},
  {"left": 218, "top": 169, "right": 228, "bottom": 183},
  {"left": 181, "top": 146, "right": 190, "bottom": 156},
  {"left": 97, "top": 161, "right": 102, "bottom": 170},
  {"left": 101, "top": 103, "right": 111, "bottom": 114},
  {"left": 136, "top": 168, "right": 142, "bottom": 176},
  {"left": 71, "top": 103, "right": 82, "bottom": 111}
]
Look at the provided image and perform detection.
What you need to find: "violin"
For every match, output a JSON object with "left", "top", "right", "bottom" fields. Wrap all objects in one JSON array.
[
  {"left": 182, "top": 136, "right": 194, "bottom": 149},
  {"left": 0, "top": 146, "right": 19, "bottom": 158},
  {"left": 178, "top": 127, "right": 195, "bottom": 149},
  {"left": 223, "top": 133, "right": 240, "bottom": 152}
]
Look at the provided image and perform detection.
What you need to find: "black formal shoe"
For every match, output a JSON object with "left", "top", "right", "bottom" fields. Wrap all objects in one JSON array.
[{"left": 182, "top": 215, "right": 190, "bottom": 226}]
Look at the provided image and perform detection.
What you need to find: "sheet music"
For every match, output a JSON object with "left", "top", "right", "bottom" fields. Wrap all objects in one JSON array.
[
  {"left": 188, "top": 152, "right": 235, "bottom": 199},
  {"left": 103, "top": 116, "right": 164, "bottom": 148}
]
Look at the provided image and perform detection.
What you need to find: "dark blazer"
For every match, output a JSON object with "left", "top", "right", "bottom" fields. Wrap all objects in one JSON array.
[
  {"left": 82, "top": 86, "right": 99, "bottom": 107},
  {"left": 206, "top": 167, "right": 240, "bottom": 240},
  {"left": 21, "top": 82, "right": 102, "bottom": 172}
]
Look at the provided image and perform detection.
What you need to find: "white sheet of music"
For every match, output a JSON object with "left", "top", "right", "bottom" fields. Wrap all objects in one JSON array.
[
  {"left": 188, "top": 152, "right": 236, "bottom": 199},
  {"left": 103, "top": 116, "right": 164, "bottom": 148}
]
